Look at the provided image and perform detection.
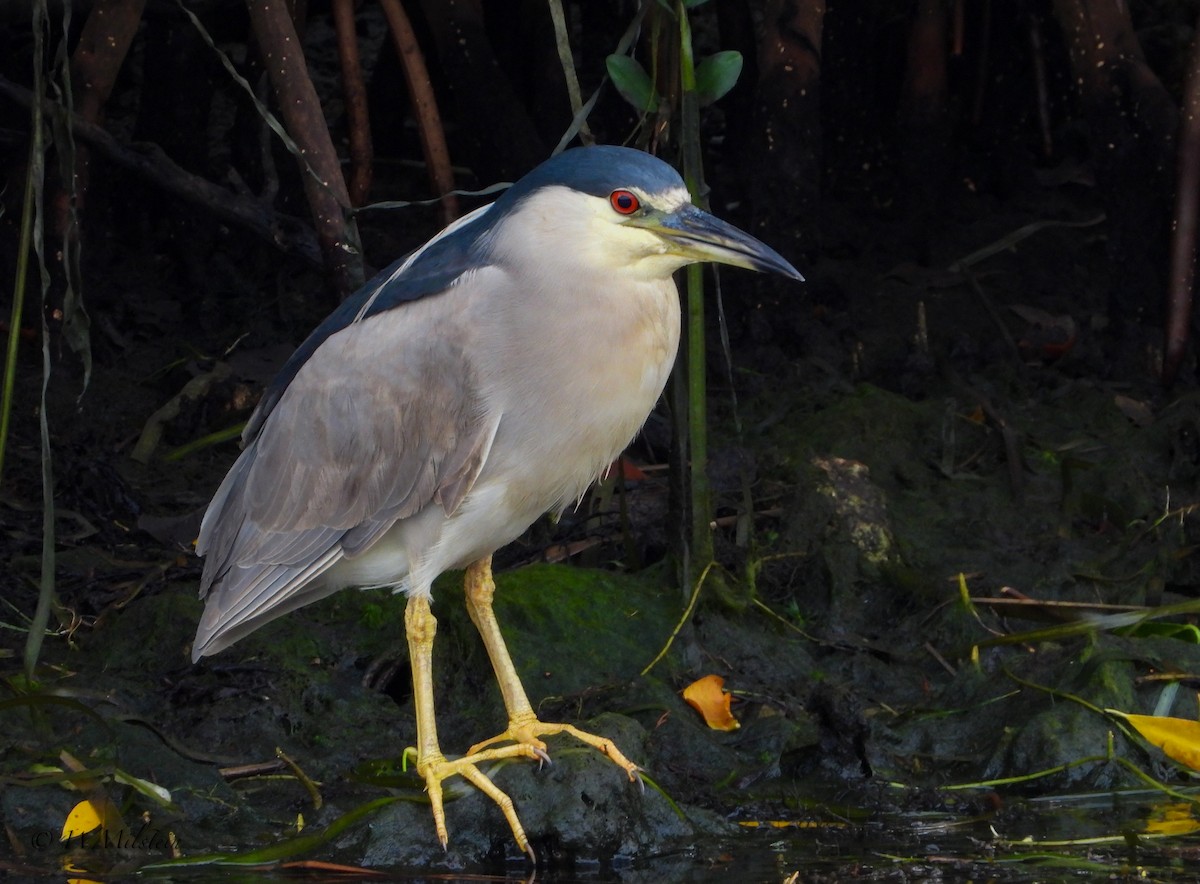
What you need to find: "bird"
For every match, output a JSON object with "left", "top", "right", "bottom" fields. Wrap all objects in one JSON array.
[{"left": 191, "top": 144, "right": 802, "bottom": 857}]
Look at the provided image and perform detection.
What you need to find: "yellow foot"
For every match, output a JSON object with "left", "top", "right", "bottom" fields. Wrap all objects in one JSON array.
[
  {"left": 464, "top": 715, "right": 644, "bottom": 788},
  {"left": 415, "top": 746, "right": 543, "bottom": 860},
  {"left": 411, "top": 720, "right": 642, "bottom": 858}
]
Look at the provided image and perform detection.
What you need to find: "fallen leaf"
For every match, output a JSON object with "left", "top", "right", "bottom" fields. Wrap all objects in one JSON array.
[
  {"left": 1114, "top": 394, "right": 1154, "bottom": 428},
  {"left": 1112, "top": 711, "right": 1200, "bottom": 770},
  {"left": 611, "top": 457, "right": 648, "bottom": 481},
  {"left": 279, "top": 859, "right": 388, "bottom": 876},
  {"left": 1143, "top": 801, "right": 1200, "bottom": 836},
  {"left": 61, "top": 799, "right": 106, "bottom": 841},
  {"left": 1009, "top": 304, "right": 1077, "bottom": 360},
  {"left": 738, "top": 819, "right": 849, "bottom": 829},
  {"left": 682, "top": 674, "right": 740, "bottom": 731},
  {"left": 1008, "top": 303, "right": 1061, "bottom": 327}
]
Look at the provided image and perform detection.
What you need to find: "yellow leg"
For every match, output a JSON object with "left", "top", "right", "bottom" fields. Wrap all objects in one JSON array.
[
  {"left": 459, "top": 557, "right": 642, "bottom": 784},
  {"left": 404, "top": 594, "right": 538, "bottom": 858}
]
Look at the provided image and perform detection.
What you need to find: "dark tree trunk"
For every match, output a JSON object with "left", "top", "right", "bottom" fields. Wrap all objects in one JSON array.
[
  {"left": 246, "top": 0, "right": 364, "bottom": 299},
  {"left": 417, "top": 0, "right": 547, "bottom": 182},
  {"left": 1052, "top": 0, "right": 1178, "bottom": 333},
  {"left": 743, "top": 0, "right": 824, "bottom": 333},
  {"left": 899, "top": 0, "right": 950, "bottom": 265},
  {"left": 1164, "top": 16, "right": 1200, "bottom": 385}
]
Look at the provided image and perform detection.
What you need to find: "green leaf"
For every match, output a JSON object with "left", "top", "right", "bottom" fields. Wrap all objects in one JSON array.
[
  {"left": 112, "top": 769, "right": 173, "bottom": 806},
  {"left": 606, "top": 54, "right": 658, "bottom": 112},
  {"left": 1114, "top": 621, "right": 1200, "bottom": 643},
  {"left": 695, "top": 51, "right": 743, "bottom": 106},
  {"left": 140, "top": 795, "right": 404, "bottom": 870}
]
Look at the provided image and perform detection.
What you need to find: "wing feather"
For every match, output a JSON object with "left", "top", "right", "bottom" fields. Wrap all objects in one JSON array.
[{"left": 193, "top": 296, "right": 497, "bottom": 660}]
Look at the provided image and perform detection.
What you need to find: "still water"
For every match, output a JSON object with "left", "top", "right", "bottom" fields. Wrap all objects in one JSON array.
[{"left": 42, "top": 787, "right": 1200, "bottom": 882}]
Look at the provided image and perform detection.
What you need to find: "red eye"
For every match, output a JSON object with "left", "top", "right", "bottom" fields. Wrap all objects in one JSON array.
[{"left": 609, "top": 190, "right": 640, "bottom": 215}]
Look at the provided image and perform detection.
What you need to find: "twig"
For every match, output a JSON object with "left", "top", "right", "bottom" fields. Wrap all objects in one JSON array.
[
  {"left": 131, "top": 362, "right": 232, "bottom": 464},
  {"left": 276, "top": 747, "right": 323, "bottom": 809},
  {"left": 0, "top": 74, "right": 322, "bottom": 266},
  {"left": 958, "top": 265, "right": 1022, "bottom": 366},
  {"left": 547, "top": 0, "right": 592, "bottom": 145},
  {"left": 219, "top": 759, "right": 288, "bottom": 780},
  {"left": 1028, "top": 9, "right": 1054, "bottom": 157},
  {"left": 947, "top": 213, "right": 1106, "bottom": 272},
  {"left": 924, "top": 641, "right": 957, "bottom": 676},
  {"left": 641, "top": 560, "right": 716, "bottom": 676},
  {"left": 942, "top": 365, "right": 1026, "bottom": 501}
]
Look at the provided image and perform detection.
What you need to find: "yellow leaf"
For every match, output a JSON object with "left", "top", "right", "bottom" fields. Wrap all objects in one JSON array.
[
  {"left": 1114, "top": 711, "right": 1200, "bottom": 770},
  {"left": 60, "top": 800, "right": 105, "bottom": 841},
  {"left": 60, "top": 797, "right": 127, "bottom": 884},
  {"left": 60, "top": 796, "right": 127, "bottom": 844},
  {"left": 1144, "top": 802, "right": 1200, "bottom": 836},
  {"left": 682, "top": 674, "right": 740, "bottom": 731}
]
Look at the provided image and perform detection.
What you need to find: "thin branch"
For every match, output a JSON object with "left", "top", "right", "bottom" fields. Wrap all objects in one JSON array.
[
  {"left": 379, "top": 0, "right": 458, "bottom": 224},
  {"left": 331, "top": 0, "right": 373, "bottom": 207},
  {"left": 0, "top": 74, "right": 323, "bottom": 266}
]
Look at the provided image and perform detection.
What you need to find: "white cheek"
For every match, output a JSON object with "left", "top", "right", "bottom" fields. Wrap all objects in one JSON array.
[
  {"left": 586, "top": 218, "right": 694, "bottom": 281},
  {"left": 494, "top": 186, "right": 692, "bottom": 281}
]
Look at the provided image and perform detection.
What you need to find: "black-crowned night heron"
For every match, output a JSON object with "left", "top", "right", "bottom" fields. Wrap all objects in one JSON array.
[{"left": 192, "top": 145, "right": 801, "bottom": 856}]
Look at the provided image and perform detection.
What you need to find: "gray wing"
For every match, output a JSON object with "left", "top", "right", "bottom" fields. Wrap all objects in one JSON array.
[{"left": 192, "top": 305, "right": 497, "bottom": 660}]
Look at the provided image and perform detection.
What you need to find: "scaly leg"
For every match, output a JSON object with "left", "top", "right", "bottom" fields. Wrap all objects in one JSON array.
[
  {"left": 404, "top": 594, "right": 538, "bottom": 858},
  {"left": 458, "top": 557, "right": 642, "bottom": 783}
]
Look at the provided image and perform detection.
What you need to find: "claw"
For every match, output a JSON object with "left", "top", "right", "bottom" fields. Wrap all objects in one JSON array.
[
  {"left": 418, "top": 754, "right": 532, "bottom": 856},
  {"left": 406, "top": 594, "right": 535, "bottom": 856},
  {"left": 427, "top": 758, "right": 453, "bottom": 849},
  {"left": 465, "top": 717, "right": 641, "bottom": 787},
  {"left": 408, "top": 579, "right": 642, "bottom": 856}
]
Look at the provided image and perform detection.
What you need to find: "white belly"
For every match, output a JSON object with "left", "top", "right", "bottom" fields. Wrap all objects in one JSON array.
[{"left": 325, "top": 275, "right": 681, "bottom": 599}]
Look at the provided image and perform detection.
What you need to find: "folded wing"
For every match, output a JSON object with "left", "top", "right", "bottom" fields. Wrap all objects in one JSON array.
[{"left": 193, "top": 301, "right": 497, "bottom": 659}]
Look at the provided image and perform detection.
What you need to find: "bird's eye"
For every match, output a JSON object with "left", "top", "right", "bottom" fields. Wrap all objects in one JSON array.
[{"left": 609, "top": 190, "right": 640, "bottom": 215}]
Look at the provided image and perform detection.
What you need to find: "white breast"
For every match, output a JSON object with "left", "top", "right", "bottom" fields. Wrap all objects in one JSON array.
[{"left": 325, "top": 188, "right": 685, "bottom": 598}]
